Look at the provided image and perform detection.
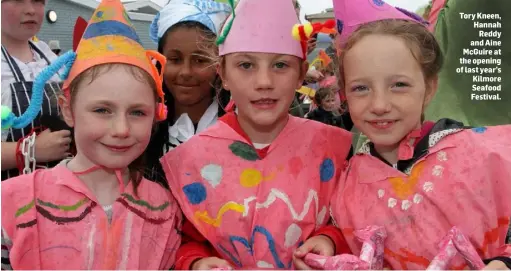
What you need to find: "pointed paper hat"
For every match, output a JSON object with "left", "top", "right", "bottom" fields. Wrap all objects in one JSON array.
[
  {"left": 333, "top": 0, "right": 426, "bottom": 45},
  {"left": 217, "top": 0, "right": 303, "bottom": 58},
  {"left": 1, "top": 0, "right": 167, "bottom": 130},
  {"left": 64, "top": 0, "right": 154, "bottom": 89}
]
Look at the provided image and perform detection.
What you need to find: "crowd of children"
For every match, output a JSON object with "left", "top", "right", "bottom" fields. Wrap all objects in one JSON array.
[{"left": 1, "top": 0, "right": 510, "bottom": 270}]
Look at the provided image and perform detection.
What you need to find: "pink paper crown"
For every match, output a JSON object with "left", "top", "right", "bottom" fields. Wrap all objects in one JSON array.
[
  {"left": 333, "top": 0, "right": 422, "bottom": 45},
  {"left": 218, "top": 0, "right": 303, "bottom": 58}
]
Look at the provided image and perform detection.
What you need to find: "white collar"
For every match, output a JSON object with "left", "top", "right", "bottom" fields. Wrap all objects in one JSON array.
[{"left": 168, "top": 100, "right": 219, "bottom": 144}]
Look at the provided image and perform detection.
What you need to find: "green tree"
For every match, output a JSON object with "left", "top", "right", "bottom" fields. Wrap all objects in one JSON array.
[{"left": 416, "top": 0, "right": 432, "bottom": 19}]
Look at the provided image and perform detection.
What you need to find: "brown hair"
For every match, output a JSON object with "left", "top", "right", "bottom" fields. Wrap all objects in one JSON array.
[
  {"left": 338, "top": 19, "right": 442, "bottom": 90},
  {"left": 314, "top": 86, "right": 336, "bottom": 106},
  {"left": 67, "top": 63, "right": 158, "bottom": 195},
  {"left": 337, "top": 19, "right": 443, "bottom": 122}
]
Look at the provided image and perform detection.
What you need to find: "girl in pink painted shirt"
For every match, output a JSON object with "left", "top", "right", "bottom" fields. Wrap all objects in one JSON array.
[
  {"left": 1, "top": 0, "right": 181, "bottom": 269},
  {"left": 297, "top": 0, "right": 511, "bottom": 270}
]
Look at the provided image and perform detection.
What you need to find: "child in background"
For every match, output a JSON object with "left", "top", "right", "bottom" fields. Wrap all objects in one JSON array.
[
  {"left": 300, "top": 0, "right": 511, "bottom": 269},
  {"left": 1, "top": 0, "right": 181, "bottom": 269},
  {"left": 306, "top": 87, "right": 352, "bottom": 132},
  {"left": 1, "top": 0, "right": 70, "bottom": 180},
  {"left": 159, "top": 0, "right": 352, "bottom": 269},
  {"left": 145, "top": 0, "right": 232, "bottom": 185}
]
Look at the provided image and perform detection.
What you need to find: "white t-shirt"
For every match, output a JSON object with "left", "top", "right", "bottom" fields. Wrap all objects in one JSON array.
[
  {"left": 1, "top": 41, "right": 61, "bottom": 141},
  {"left": 253, "top": 143, "right": 270, "bottom": 149},
  {"left": 233, "top": 110, "right": 271, "bottom": 150}
]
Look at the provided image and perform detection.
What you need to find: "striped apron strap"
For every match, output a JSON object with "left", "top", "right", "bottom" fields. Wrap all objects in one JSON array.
[
  {"left": 1, "top": 45, "right": 26, "bottom": 82},
  {"left": 1, "top": 43, "right": 63, "bottom": 180}
]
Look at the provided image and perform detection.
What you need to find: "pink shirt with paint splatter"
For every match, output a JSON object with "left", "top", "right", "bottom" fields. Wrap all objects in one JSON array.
[
  {"left": 161, "top": 114, "right": 352, "bottom": 269},
  {"left": 1, "top": 164, "right": 182, "bottom": 270},
  {"left": 330, "top": 123, "right": 511, "bottom": 269}
]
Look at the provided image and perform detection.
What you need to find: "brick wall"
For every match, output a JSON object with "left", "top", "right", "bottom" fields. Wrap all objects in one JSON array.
[{"left": 37, "top": 0, "right": 157, "bottom": 52}]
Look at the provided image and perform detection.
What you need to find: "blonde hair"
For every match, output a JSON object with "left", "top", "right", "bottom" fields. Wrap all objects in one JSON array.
[{"left": 338, "top": 19, "right": 443, "bottom": 93}]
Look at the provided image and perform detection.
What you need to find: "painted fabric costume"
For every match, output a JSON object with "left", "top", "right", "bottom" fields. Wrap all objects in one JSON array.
[
  {"left": 1, "top": 0, "right": 181, "bottom": 269},
  {"left": 330, "top": 120, "right": 511, "bottom": 270},
  {"left": 328, "top": 1, "right": 511, "bottom": 269},
  {"left": 161, "top": 113, "right": 351, "bottom": 268},
  {"left": 1, "top": 164, "right": 181, "bottom": 270},
  {"left": 160, "top": 1, "right": 352, "bottom": 267}
]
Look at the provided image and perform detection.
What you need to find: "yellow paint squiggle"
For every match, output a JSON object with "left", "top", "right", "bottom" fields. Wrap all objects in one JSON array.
[
  {"left": 239, "top": 166, "right": 283, "bottom": 188},
  {"left": 194, "top": 201, "right": 245, "bottom": 227}
]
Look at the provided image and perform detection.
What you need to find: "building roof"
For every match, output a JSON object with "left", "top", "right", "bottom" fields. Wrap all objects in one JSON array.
[
  {"left": 123, "top": 0, "right": 162, "bottom": 14},
  {"left": 63, "top": 0, "right": 161, "bottom": 21},
  {"left": 305, "top": 8, "right": 334, "bottom": 21}
]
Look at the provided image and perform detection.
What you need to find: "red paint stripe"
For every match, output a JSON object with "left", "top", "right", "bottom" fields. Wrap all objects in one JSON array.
[
  {"left": 35, "top": 202, "right": 96, "bottom": 225},
  {"left": 117, "top": 198, "right": 168, "bottom": 225},
  {"left": 16, "top": 219, "right": 37, "bottom": 229}
]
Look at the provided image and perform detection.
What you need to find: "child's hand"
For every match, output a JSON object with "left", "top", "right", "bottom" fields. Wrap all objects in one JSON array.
[
  {"left": 307, "top": 37, "right": 317, "bottom": 55},
  {"left": 483, "top": 260, "right": 509, "bottom": 270},
  {"left": 35, "top": 129, "right": 72, "bottom": 162},
  {"left": 293, "top": 235, "right": 335, "bottom": 270},
  {"left": 191, "top": 257, "right": 232, "bottom": 270},
  {"left": 306, "top": 69, "right": 325, "bottom": 81}
]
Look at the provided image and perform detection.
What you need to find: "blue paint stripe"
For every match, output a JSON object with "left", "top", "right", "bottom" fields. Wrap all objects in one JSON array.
[
  {"left": 82, "top": 21, "right": 142, "bottom": 45},
  {"left": 218, "top": 244, "right": 243, "bottom": 267},
  {"left": 229, "top": 235, "right": 252, "bottom": 254},
  {"left": 252, "top": 226, "right": 285, "bottom": 268},
  {"left": 226, "top": 225, "right": 285, "bottom": 269}
]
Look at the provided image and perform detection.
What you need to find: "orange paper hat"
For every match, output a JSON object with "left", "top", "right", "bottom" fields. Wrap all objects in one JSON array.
[
  {"left": 318, "top": 50, "right": 332, "bottom": 66},
  {"left": 63, "top": 0, "right": 167, "bottom": 120},
  {"left": 2, "top": 0, "right": 167, "bottom": 129}
]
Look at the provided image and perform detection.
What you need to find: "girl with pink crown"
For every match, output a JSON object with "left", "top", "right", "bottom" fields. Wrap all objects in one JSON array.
[
  {"left": 297, "top": 0, "right": 511, "bottom": 270},
  {"left": 1, "top": 0, "right": 181, "bottom": 269},
  {"left": 159, "top": 0, "right": 353, "bottom": 269}
]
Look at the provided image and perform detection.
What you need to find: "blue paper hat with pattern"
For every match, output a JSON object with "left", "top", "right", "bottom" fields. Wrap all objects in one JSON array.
[{"left": 150, "top": 0, "right": 232, "bottom": 44}]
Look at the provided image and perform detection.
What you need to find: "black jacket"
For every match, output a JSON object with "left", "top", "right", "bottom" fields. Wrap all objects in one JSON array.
[{"left": 306, "top": 107, "right": 353, "bottom": 131}]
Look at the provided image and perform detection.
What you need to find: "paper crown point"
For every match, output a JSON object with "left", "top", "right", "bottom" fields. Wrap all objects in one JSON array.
[
  {"left": 63, "top": 0, "right": 153, "bottom": 90},
  {"left": 218, "top": 0, "right": 303, "bottom": 58},
  {"left": 60, "top": 0, "right": 167, "bottom": 121},
  {"left": 333, "top": 0, "right": 420, "bottom": 44}
]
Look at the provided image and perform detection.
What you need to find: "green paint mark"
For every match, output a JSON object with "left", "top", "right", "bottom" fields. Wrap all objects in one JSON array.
[
  {"left": 229, "top": 141, "right": 260, "bottom": 161},
  {"left": 37, "top": 198, "right": 89, "bottom": 211},
  {"left": 15, "top": 200, "right": 35, "bottom": 217},
  {"left": 122, "top": 193, "right": 169, "bottom": 211},
  {"left": 123, "top": 10, "right": 134, "bottom": 27}
]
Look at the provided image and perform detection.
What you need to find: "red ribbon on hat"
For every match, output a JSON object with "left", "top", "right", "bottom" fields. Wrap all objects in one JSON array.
[{"left": 292, "top": 19, "right": 336, "bottom": 58}]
